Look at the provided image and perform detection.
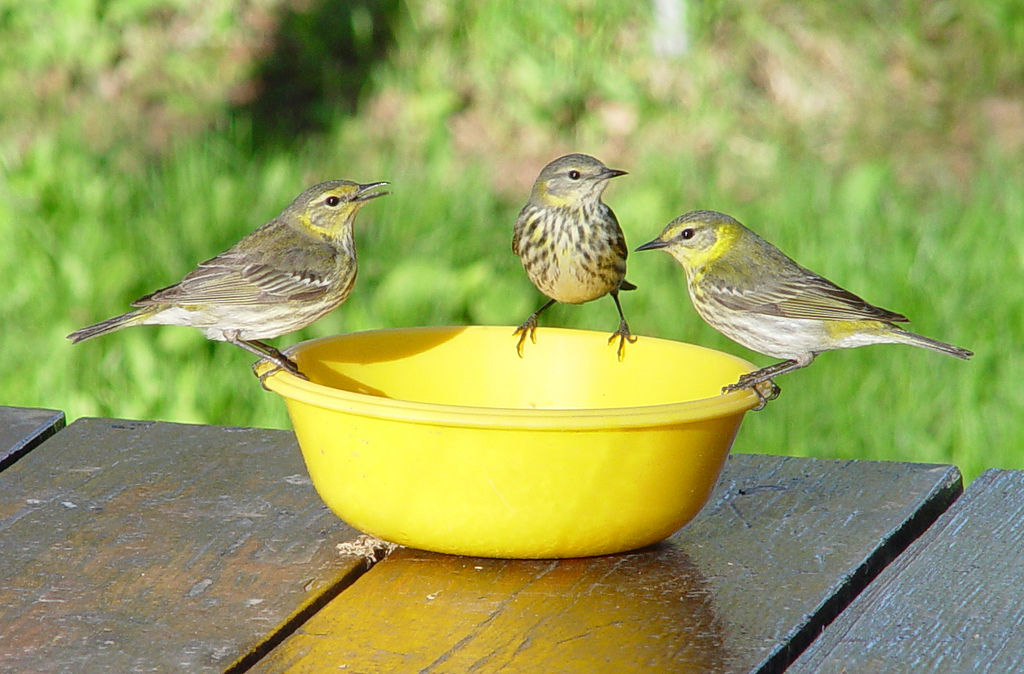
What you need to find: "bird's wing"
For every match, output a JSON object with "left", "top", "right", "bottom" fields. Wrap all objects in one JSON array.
[
  {"left": 132, "top": 247, "right": 336, "bottom": 307},
  {"left": 512, "top": 205, "right": 537, "bottom": 257},
  {"left": 707, "top": 268, "right": 909, "bottom": 323},
  {"left": 605, "top": 206, "right": 630, "bottom": 261}
]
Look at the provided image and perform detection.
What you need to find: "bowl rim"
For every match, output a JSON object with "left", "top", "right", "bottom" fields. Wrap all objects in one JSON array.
[{"left": 259, "top": 326, "right": 761, "bottom": 430}]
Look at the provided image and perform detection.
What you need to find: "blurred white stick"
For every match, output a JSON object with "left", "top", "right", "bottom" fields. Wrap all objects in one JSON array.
[{"left": 652, "top": 0, "right": 690, "bottom": 57}]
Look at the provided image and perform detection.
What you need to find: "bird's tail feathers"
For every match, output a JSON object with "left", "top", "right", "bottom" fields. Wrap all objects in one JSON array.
[
  {"left": 895, "top": 327, "right": 973, "bottom": 360},
  {"left": 67, "top": 308, "right": 153, "bottom": 344}
]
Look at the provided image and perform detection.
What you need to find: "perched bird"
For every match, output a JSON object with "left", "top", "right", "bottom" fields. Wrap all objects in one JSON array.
[
  {"left": 636, "top": 210, "right": 972, "bottom": 405},
  {"left": 512, "top": 153, "right": 636, "bottom": 359},
  {"left": 68, "top": 180, "right": 388, "bottom": 380}
]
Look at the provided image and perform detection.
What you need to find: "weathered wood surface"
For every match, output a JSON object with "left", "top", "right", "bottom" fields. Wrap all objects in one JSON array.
[
  {"left": 0, "top": 405, "right": 65, "bottom": 471},
  {"left": 789, "top": 468, "right": 1024, "bottom": 674},
  {"left": 251, "top": 454, "right": 962, "bottom": 673},
  {"left": 0, "top": 417, "right": 365, "bottom": 673}
]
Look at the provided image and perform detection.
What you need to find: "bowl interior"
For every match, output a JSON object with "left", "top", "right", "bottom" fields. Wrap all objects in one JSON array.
[{"left": 282, "top": 325, "right": 756, "bottom": 414}]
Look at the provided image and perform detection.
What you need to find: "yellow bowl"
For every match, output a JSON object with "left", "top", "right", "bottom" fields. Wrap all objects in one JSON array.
[{"left": 259, "top": 326, "right": 759, "bottom": 558}]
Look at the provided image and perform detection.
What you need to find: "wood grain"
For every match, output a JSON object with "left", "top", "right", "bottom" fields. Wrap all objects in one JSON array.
[
  {"left": 251, "top": 454, "right": 962, "bottom": 673},
  {"left": 0, "top": 405, "right": 65, "bottom": 471},
  {"left": 0, "top": 417, "right": 364, "bottom": 672},
  {"left": 789, "top": 468, "right": 1024, "bottom": 674}
]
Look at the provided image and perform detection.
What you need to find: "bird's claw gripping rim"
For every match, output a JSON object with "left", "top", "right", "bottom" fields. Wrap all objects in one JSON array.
[
  {"left": 722, "top": 376, "right": 781, "bottom": 412},
  {"left": 513, "top": 318, "right": 539, "bottom": 358},
  {"left": 253, "top": 356, "right": 309, "bottom": 391},
  {"left": 607, "top": 320, "right": 637, "bottom": 362}
]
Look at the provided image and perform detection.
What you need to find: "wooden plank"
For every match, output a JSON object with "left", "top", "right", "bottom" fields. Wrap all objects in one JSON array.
[
  {"left": 0, "top": 418, "right": 365, "bottom": 673},
  {"left": 0, "top": 405, "right": 65, "bottom": 471},
  {"left": 250, "top": 454, "right": 962, "bottom": 673},
  {"left": 788, "top": 468, "right": 1024, "bottom": 674}
]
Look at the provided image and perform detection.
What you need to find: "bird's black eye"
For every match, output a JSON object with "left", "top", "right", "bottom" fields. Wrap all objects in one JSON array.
[
  {"left": 568, "top": 170, "right": 581, "bottom": 180},
  {"left": 325, "top": 195, "right": 341, "bottom": 207},
  {"left": 680, "top": 228, "right": 695, "bottom": 240}
]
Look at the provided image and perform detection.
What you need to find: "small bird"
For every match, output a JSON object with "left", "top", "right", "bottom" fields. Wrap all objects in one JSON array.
[
  {"left": 512, "top": 153, "right": 637, "bottom": 359},
  {"left": 636, "top": 210, "right": 972, "bottom": 406},
  {"left": 68, "top": 180, "right": 388, "bottom": 379}
]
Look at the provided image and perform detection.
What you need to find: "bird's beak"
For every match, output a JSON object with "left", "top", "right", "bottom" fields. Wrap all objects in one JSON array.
[
  {"left": 600, "top": 168, "right": 628, "bottom": 181},
  {"left": 355, "top": 181, "right": 390, "bottom": 201},
  {"left": 635, "top": 237, "right": 669, "bottom": 252}
]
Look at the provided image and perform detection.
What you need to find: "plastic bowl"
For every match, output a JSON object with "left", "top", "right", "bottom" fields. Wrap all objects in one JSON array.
[{"left": 258, "top": 326, "right": 759, "bottom": 558}]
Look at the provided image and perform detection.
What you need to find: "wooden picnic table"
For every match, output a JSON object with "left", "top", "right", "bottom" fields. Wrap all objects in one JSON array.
[{"left": 0, "top": 404, "right": 1018, "bottom": 672}]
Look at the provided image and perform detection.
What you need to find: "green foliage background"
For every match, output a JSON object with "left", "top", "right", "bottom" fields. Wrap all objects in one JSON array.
[{"left": 2, "top": 0, "right": 1021, "bottom": 480}]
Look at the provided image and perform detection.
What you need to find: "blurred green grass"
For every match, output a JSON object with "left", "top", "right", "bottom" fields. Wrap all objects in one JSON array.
[{"left": 1, "top": 0, "right": 1021, "bottom": 480}]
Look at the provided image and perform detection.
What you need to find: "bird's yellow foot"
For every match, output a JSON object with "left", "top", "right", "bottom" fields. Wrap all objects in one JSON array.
[
  {"left": 608, "top": 320, "right": 637, "bottom": 361},
  {"left": 513, "top": 316, "right": 539, "bottom": 358}
]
